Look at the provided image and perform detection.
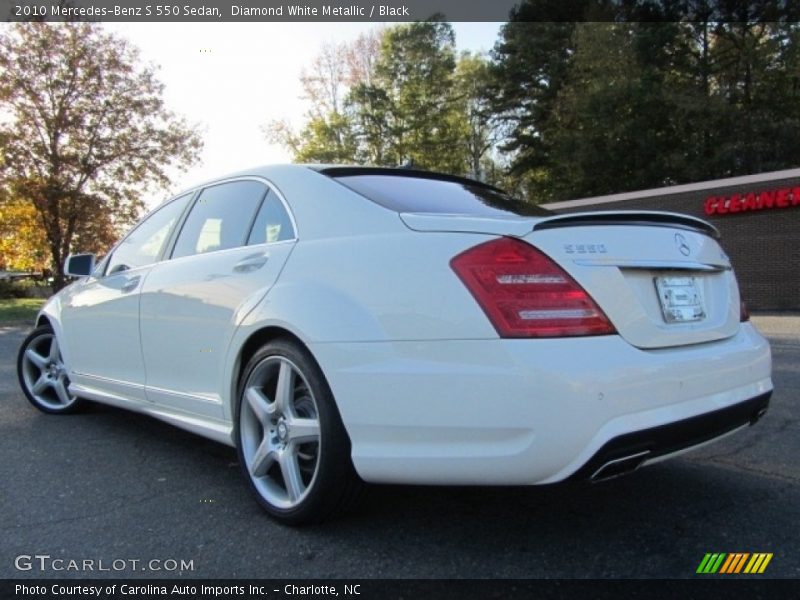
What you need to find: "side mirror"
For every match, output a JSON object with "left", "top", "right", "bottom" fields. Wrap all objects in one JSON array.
[{"left": 64, "top": 253, "right": 96, "bottom": 277}]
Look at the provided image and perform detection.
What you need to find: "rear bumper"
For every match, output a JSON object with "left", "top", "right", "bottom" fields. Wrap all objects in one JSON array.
[
  {"left": 568, "top": 391, "right": 771, "bottom": 482},
  {"left": 310, "top": 322, "right": 773, "bottom": 485}
]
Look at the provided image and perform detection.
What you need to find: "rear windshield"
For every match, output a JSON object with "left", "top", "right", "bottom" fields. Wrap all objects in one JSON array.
[{"left": 331, "top": 174, "right": 551, "bottom": 218}]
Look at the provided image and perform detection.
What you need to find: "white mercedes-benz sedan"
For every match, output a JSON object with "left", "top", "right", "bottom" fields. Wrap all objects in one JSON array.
[{"left": 17, "top": 165, "right": 772, "bottom": 524}]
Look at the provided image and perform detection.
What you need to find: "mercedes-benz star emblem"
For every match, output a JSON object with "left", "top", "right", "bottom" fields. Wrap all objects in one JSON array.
[{"left": 675, "top": 233, "right": 691, "bottom": 256}]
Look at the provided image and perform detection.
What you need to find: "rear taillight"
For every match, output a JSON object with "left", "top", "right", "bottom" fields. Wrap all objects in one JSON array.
[
  {"left": 740, "top": 299, "right": 750, "bottom": 322},
  {"left": 450, "top": 237, "right": 616, "bottom": 338}
]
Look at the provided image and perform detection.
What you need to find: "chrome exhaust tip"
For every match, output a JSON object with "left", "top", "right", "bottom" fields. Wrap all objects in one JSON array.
[{"left": 590, "top": 450, "right": 651, "bottom": 482}]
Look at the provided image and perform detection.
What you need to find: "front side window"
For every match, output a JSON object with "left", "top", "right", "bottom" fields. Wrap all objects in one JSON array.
[
  {"left": 172, "top": 180, "right": 267, "bottom": 259},
  {"left": 247, "top": 191, "right": 295, "bottom": 245},
  {"left": 106, "top": 193, "right": 192, "bottom": 275}
]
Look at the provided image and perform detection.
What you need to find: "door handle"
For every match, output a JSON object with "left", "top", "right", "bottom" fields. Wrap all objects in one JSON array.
[
  {"left": 121, "top": 276, "right": 141, "bottom": 292},
  {"left": 233, "top": 253, "right": 269, "bottom": 273}
]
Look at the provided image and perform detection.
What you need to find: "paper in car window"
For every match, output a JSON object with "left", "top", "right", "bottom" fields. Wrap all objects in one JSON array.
[{"left": 267, "top": 224, "right": 281, "bottom": 243}]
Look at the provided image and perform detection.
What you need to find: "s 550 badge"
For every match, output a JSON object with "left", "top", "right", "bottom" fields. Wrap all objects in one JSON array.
[{"left": 564, "top": 244, "right": 608, "bottom": 254}]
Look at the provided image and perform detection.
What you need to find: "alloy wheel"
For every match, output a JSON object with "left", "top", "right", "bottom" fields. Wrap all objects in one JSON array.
[
  {"left": 20, "top": 330, "right": 78, "bottom": 411},
  {"left": 239, "top": 356, "right": 322, "bottom": 509}
]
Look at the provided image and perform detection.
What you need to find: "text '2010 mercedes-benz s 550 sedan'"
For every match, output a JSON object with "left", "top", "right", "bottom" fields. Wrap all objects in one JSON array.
[{"left": 17, "top": 165, "right": 773, "bottom": 524}]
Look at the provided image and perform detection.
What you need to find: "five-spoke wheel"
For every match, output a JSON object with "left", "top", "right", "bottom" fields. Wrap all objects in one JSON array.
[
  {"left": 240, "top": 356, "right": 322, "bottom": 508},
  {"left": 17, "top": 325, "right": 83, "bottom": 414},
  {"left": 236, "top": 339, "right": 363, "bottom": 524}
]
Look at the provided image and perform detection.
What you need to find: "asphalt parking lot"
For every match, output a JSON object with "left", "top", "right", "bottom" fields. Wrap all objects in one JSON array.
[{"left": 1, "top": 316, "right": 798, "bottom": 579}]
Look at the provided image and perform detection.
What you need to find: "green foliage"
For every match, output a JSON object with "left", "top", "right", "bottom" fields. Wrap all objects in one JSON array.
[
  {"left": 295, "top": 112, "right": 359, "bottom": 164},
  {"left": 366, "top": 20, "right": 464, "bottom": 172},
  {"left": 274, "top": 5, "right": 800, "bottom": 205},
  {"left": 0, "top": 278, "right": 51, "bottom": 299},
  {"left": 269, "top": 21, "right": 497, "bottom": 177},
  {"left": 489, "top": 19, "right": 577, "bottom": 177},
  {"left": 0, "top": 298, "right": 46, "bottom": 324},
  {"left": 0, "top": 23, "right": 202, "bottom": 288},
  {"left": 491, "top": 2, "right": 800, "bottom": 202},
  {"left": 347, "top": 82, "right": 394, "bottom": 164},
  {"left": 454, "top": 53, "right": 496, "bottom": 180}
]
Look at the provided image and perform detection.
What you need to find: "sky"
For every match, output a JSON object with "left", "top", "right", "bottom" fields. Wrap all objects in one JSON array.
[{"left": 104, "top": 23, "right": 504, "bottom": 206}]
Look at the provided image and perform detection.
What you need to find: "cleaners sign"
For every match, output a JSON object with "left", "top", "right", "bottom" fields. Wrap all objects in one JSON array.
[{"left": 704, "top": 187, "right": 800, "bottom": 216}]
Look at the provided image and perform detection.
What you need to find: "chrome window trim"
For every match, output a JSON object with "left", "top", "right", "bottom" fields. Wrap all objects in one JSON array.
[
  {"left": 95, "top": 175, "right": 298, "bottom": 278},
  {"left": 167, "top": 175, "right": 298, "bottom": 260}
]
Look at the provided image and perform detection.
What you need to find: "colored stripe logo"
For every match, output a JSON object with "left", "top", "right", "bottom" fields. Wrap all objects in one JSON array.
[{"left": 696, "top": 553, "right": 773, "bottom": 574}]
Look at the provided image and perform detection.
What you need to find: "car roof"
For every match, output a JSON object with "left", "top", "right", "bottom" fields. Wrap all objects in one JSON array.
[{"left": 167, "top": 163, "right": 507, "bottom": 206}]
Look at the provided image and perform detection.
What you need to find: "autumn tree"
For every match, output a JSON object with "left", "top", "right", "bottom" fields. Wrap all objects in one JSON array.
[
  {"left": 0, "top": 23, "right": 202, "bottom": 288},
  {"left": 0, "top": 196, "right": 49, "bottom": 272}
]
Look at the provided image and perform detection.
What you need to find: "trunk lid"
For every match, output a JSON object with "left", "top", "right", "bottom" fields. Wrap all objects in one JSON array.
[{"left": 402, "top": 210, "right": 740, "bottom": 349}]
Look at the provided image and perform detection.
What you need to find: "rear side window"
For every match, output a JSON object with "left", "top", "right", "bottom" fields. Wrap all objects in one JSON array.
[
  {"left": 172, "top": 180, "right": 267, "bottom": 259},
  {"left": 331, "top": 174, "right": 551, "bottom": 218},
  {"left": 247, "top": 191, "right": 295, "bottom": 244}
]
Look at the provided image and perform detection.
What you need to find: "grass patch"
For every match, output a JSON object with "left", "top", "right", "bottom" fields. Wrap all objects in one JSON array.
[{"left": 0, "top": 297, "right": 46, "bottom": 325}]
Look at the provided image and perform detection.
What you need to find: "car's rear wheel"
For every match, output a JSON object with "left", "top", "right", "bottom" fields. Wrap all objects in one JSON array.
[
  {"left": 236, "top": 339, "right": 363, "bottom": 524},
  {"left": 17, "top": 325, "right": 84, "bottom": 414}
]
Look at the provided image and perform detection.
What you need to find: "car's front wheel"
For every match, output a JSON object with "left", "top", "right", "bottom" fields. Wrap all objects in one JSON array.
[
  {"left": 17, "top": 325, "right": 84, "bottom": 414},
  {"left": 236, "top": 339, "right": 363, "bottom": 525}
]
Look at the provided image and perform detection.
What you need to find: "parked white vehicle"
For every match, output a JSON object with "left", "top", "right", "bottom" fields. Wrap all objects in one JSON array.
[{"left": 17, "top": 165, "right": 773, "bottom": 524}]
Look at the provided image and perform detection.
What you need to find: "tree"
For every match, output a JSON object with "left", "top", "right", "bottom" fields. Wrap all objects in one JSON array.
[
  {"left": 489, "top": 7, "right": 579, "bottom": 188},
  {"left": 705, "top": 19, "right": 800, "bottom": 175},
  {"left": 0, "top": 196, "right": 49, "bottom": 272},
  {"left": 0, "top": 23, "right": 202, "bottom": 288},
  {"left": 264, "top": 31, "right": 381, "bottom": 165},
  {"left": 363, "top": 19, "right": 464, "bottom": 172},
  {"left": 299, "top": 41, "right": 348, "bottom": 118},
  {"left": 453, "top": 52, "right": 497, "bottom": 180},
  {"left": 343, "top": 29, "right": 382, "bottom": 88},
  {"left": 269, "top": 21, "right": 470, "bottom": 174},
  {"left": 544, "top": 23, "right": 687, "bottom": 199},
  {"left": 490, "top": 1, "right": 800, "bottom": 202}
]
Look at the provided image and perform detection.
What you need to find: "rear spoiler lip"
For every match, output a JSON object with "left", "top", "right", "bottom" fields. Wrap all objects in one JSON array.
[{"left": 532, "top": 210, "right": 720, "bottom": 240}]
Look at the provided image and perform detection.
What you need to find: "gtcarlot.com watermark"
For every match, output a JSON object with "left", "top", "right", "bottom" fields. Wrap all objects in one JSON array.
[{"left": 14, "top": 554, "right": 195, "bottom": 573}]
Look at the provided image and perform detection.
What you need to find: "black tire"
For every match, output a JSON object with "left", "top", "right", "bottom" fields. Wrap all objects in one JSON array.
[
  {"left": 17, "top": 325, "right": 84, "bottom": 414},
  {"left": 235, "top": 338, "right": 363, "bottom": 525}
]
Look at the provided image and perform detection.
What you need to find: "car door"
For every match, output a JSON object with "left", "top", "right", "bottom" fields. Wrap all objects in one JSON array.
[
  {"left": 139, "top": 178, "right": 296, "bottom": 418},
  {"left": 60, "top": 193, "right": 193, "bottom": 403}
]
